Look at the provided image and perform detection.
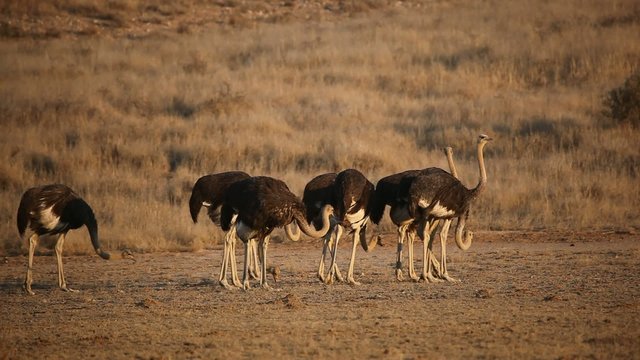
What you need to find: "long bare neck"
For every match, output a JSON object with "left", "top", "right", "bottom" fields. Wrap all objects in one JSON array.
[
  {"left": 296, "top": 205, "right": 332, "bottom": 238},
  {"left": 445, "top": 147, "right": 458, "bottom": 178},
  {"left": 471, "top": 141, "right": 488, "bottom": 197},
  {"left": 284, "top": 223, "right": 301, "bottom": 241},
  {"left": 444, "top": 147, "right": 458, "bottom": 179}
]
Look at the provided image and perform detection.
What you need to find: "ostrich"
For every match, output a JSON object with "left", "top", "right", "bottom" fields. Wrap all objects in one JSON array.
[
  {"left": 17, "top": 184, "right": 111, "bottom": 295},
  {"left": 301, "top": 172, "right": 339, "bottom": 282},
  {"left": 316, "top": 169, "right": 379, "bottom": 286},
  {"left": 220, "top": 176, "right": 334, "bottom": 290},
  {"left": 408, "top": 134, "right": 492, "bottom": 282},
  {"left": 370, "top": 147, "right": 462, "bottom": 281},
  {"left": 427, "top": 146, "right": 472, "bottom": 283},
  {"left": 189, "top": 171, "right": 262, "bottom": 289}
]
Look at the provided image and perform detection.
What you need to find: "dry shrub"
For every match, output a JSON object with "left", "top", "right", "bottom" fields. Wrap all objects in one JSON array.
[
  {"left": 602, "top": 72, "right": 640, "bottom": 128},
  {"left": 1, "top": 0, "right": 639, "bottom": 254}
]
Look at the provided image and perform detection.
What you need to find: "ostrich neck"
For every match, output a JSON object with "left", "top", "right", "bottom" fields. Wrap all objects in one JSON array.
[
  {"left": 471, "top": 142, "right": 487, "bottom": 198},
  {"left": 446, "top": 149, "right": 458, "bottom": 178},
  {"left": 296, "top": 206, "right": 332, "bottom": 238},
  {"left": 454, "top": 213, "right": 473, "bottom": 250},
  {"left": 284, "top": 223, "right": 301, "bottom": 241}
]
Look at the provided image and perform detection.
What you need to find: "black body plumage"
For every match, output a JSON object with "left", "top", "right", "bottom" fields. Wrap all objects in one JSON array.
[
  {"left": 189, "top": 171, "right": 250, "bottom": 224},
  {"left": 17, "top": 184, "right": 96, "bottom": 237},
  {"left": 16, "top": 183, "right": 109, "bottom": 260},
  {"left": 220, "top": 176, "right": 307, "bottom": 239},
  {"left": 407, "top": 171, "right": 473, "bottom": 220},
  {"left": 302, "top": 173, "right": 337, "bottom": 229},
  {"left": 370, "top": 170, "right": 421, "bottom": 224},
  {"left": 333, "top": 168, "right": 375, "bottom": 226},
  {"left": 370, "top": 167, "right": 450, "bottom": 225}
]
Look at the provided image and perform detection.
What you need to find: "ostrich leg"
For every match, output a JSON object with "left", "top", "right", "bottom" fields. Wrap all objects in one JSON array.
[
  {"left": 55, "top": 233, "right": 77, "bottom": 293},
  {"left": 438, "top": 220, "right": 460, "bottom": 282},
  {"left": 219, "top": 229, "right": 237, "bottom": 290},
  {"left": 325, "top": 225, "right": 345, "bottom": 284},
  {"left": 421, "top": 220, "right": 443, "bottom": 283},
  {"left": 249, "top": 240, "right": 261, "bottom": 280},
  {"left": 24, "top": 234, "right": 39, "bottom": 295},
  {"left": 317, "top": 228, "right": 333, "bottom": 282},
  {"left": 241, "top": 239, "right": 254, "bottom": 290},
  {"left": 229, "top": 231, "right": 244, "bottom": 287},
  {"left": 331, "top": 227, "right": 345, "bottom": 282},
  {"left": 407, "top": 230, "right": 420, "bottom": 281},
  {"left": 259, "top": 235, "right": 273, "bottom": 290},
  {"left": 395, "top": 224, "right": 408, "bottom": 281},
  {"left": 346, "top": 224, "right": 363, "bottom": 286}
]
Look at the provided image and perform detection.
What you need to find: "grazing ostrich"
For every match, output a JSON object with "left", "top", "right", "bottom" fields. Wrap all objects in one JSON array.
[
  {"left": 189, "top": 171, "right": 262, "bottom": 290},
  {"left": 320, "top": 169, "right": 379, "bottom": 286},
  {"left": 370, "top": 147, "right": 461, "bottom": 281},
  {"left": 220, "top": 176, "right": 334, "bottom": 290},
  {"left": 17, "top": 184, "right": 111, "bottom": 295},
  {"left": 302, "top": 172, "right": 339, "bottom": 282},
  {"left": 408, "top": 134, "right": 492, "bottom": 282}
]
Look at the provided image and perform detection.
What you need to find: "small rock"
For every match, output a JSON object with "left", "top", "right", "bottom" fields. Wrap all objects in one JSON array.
[
  {"left": 136, "top": 297, "right": 159, "bottom": 308},
  {"left": 475, "top": 288, "right": 494, "bottom": 299},
  {"left": 281, "top": 293, "right": 303, "bottom": 309}
]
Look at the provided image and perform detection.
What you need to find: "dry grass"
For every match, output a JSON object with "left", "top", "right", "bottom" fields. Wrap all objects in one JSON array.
[{"left": 1, "top": 0, "right": 639, "bottom": 255}]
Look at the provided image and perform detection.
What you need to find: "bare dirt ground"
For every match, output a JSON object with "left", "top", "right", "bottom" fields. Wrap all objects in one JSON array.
[{"left": 1, "top": 231, "right": 639, "bottom": 359}]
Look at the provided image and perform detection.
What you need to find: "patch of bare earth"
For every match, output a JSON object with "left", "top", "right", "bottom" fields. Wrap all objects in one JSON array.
[
  {"left": 1, "top": 231, "right": 639, "bottom": 359},
  {"left": 0, "top": 0, "right": 423, "bottom": 39}
]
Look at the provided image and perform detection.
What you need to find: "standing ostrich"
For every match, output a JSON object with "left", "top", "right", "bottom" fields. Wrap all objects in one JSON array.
[
  {"left": 301, "top": 172, "right": 339, "bottom": 282},
  {"left": 370, "top": 147, "right": 463, "bottom": 281},
  {"left": 408, "top": 134, "right": 492, "bottom": 282},
  {"left": 220, "top": 176, "right": 334, "bottom": 290},
  {"left": 17, "top": 184, "right": 111, "bottom": 295},
  {"left": 320, "top": 169, "right": 379, "bottom": 286},
  {"left": 189, "top": 171, "right": 261, "bottom": 290}
]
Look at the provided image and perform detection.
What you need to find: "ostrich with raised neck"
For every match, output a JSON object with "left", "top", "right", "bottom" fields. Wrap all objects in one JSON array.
[
  {"left": 371, "top": 146, "right": 461, "bottom": 281},
  {"left": 408, "top": 134, "right": 492, "bottom": 282}
]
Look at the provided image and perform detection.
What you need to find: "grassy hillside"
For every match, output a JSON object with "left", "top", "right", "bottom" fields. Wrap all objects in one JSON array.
[{"left": 1, "top": 0, "right": 639, "bottom": 255}]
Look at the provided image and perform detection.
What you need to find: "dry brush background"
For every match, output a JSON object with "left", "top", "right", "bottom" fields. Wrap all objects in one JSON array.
[{"left": 1, "top": 0, "right": 639, "bottom": 255}]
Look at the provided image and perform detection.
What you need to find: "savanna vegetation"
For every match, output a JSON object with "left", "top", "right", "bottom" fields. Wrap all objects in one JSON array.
[{"left": 1, "top": 0, "right": 639, "bottom": 255}]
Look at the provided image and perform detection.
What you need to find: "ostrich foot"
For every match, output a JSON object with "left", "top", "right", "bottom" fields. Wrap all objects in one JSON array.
[
  {"left": 242, "top": 280, "right": 251, "bottom": 291},
  {"left": 440, "top": 273, "right": 460, "bottom": 283},
  {"left": 249, "top": 270, "right": 260, "bottom": 280},
  {"left": 334, "top": 267, "right": 345, "bottom": 283},
  {"left": 231, "top": 277, "right": 243, "bottom": 288},
  {"left": 408, "top": 267, "right": 420, "bottom": 282},
  {"left": 395, "top": 269, "right": 404, "bottom": 281},
  {"left": 317, "top": 272, "right": 326, "bottom": 282},
  {"left": 325, "top": 264, "right": 344, "bottom": 284},
  {"left": 61, "top": 286, "right": 78, "bottom": 293},
  {"left": 219, "top": 280, "right": 237, "bottom": 290},
  {"left": 24, "top": 286, "right": 35, "bottom": 296},
  {"left": 261, "top": 283, "right": 274, "bottom": 291},
  {"left": 421, "top": 272, "right": 444, "bottom": 283},
  {"left": 347, "top": 277, "right": 361, "bottom": 286}
]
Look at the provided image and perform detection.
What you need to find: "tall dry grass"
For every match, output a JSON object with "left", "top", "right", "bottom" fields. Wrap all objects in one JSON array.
[{"left": 1, "top": 0, "right": 639, "bottom": 255}]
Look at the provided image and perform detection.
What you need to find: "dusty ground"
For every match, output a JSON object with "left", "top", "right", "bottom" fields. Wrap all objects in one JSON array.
[{"left": 1, "top": 231, "right": 639, "bottom": 359}]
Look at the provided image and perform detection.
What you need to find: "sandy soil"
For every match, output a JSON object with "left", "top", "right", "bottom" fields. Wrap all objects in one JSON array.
[{"left": 1, "top": 231, "right": 639, "bottom": 359}]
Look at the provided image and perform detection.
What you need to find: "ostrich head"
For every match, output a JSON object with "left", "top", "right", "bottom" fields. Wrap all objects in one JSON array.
[{"left": 478, "top": 133, "right": 493, "bottom": 145}]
